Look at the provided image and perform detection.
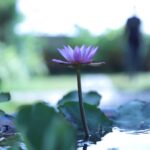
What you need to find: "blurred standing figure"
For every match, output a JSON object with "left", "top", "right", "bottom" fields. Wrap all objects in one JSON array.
[{"left": 124, "top": 15, "right": 142, "bottom": 77}]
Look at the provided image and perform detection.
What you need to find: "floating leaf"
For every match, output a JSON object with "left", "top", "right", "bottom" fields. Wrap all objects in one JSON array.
[
  {"left": 58, "top": 101, "right": 112, "bottom": 144},
  {"left": 16, "top": 102, "right": 76, "bottom": 150},
  {"left": 115, "top": 100, "right": 150, "bottom": 129},
  {"left": 0, "top": 109, "right": 5, "bottom": 116},
  {"left": 58, "top": 90, "right": 101, "bottom": 107},
  {"left": 0, "top": 92, "right": 11, "bottom": 103}
]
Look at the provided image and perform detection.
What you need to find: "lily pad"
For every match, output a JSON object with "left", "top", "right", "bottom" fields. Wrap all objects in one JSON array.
[
  {"left": 58, "top": 101, "right": 112, "bottom": 144},
  {"left": 0, "top": 109, "right": 5, "bottom": 116},
  {"left": 115, "top": 100, "right": 150, "bottom": 129},
  {"left": 16, "top": 102, "right": 76, "bottom": 150},
  {"left": 58, "top": 90, "right": 101, "bottom": 107},
  {"left": 0, "top": 92, "right": 11, "bottom": 103},
  {"left": 142, "top": 103, "right": 150, "bottom": 127}
]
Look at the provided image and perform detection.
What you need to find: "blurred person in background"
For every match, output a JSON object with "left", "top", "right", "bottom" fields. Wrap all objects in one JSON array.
[{"left": 124, "top": 14, "right": 142, "bottom": 78}]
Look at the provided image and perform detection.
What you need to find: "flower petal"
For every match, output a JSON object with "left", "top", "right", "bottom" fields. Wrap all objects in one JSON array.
[
  {"left": 52, "top": 59, "right": 71, "bottom": 64},
  {"left": 82, "top": 46, "right": 93, "bottom": 60},
  {"left": 57, "top": 48, "right": 69, "bottom": 60},
  {"left": 80, "top": 45, "right": 86, "bottom": 57},
  {"left": 73, "top": 46, "right": 82, "bottom": 62},
  {"left": 78, "top": 46, "right": 92, "bottom": 63},
  {"left": 64, "top": 46, "right": 74, "bottom": 61},
  {"left": 86, "top": 47, "right": 98, "bottom": 61},
  {"left": 52, "top": 45, "right": 100, "bottom": 66}
]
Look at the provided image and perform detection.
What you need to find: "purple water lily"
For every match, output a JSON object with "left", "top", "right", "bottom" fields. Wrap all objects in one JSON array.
[
  {"left": 52, "top": 45, "right": 104, "bottom": 66},
  {"left": 52, "top": 45, "right": 105, "bottom": 141}
]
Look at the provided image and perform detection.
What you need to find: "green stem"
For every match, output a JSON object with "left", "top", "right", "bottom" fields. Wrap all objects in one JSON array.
[{"left": 76, "top": 67, "right": 89, "bottom": 140}]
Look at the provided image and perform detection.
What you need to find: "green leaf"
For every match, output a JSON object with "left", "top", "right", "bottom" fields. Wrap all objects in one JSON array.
[
  {"left": 43, "top": 116, "right": 76, "bottom": 150},
  {"left": 58, "top": 90, "right": 101, "bottom": 106},
  {"left": 16, "top": 102, "right": 76, "bottom": 150},
  {"left": 142, "top": 102, "right": 150, "bottom": 126},
  {"left": 0, "top": 92, "right": 11, "bottom": 103},
  {"left": 58, "top": 102, "right": 112, "bottom": 143},
  {"left": 115, "top": 100, "right": 148, "bottom": 129},
  {"left": 0, "top": 109, "right": 5, "bottom": 116}
]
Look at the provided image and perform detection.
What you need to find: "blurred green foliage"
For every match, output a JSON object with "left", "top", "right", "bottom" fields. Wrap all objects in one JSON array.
[
  {"left": 0, "top": 0, "right": 48, "bottom": 87},
  {"left": 0, "top": 38, "right": 48, "bottom": 86},
  {"left": 41, "top": 27, "right": 150, "bottom": 74},
  {"left": 0, "top": 43, "right": 29, "bottom": 83},
  {"left": 0, "top": 0, "right": 20, "bottom": 43},
  {"left": 18, "top": 35, "right": 48, "bottom": 76},
  {"left": 0, "top": 0, "right": 150, "bottom": 83}
]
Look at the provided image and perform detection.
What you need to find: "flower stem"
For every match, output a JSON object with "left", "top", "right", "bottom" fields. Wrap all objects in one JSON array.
[
  {"left": 76, "top": 67, "right": 89, "bottom": 140},
  {"left": 83, "top": 144, "right": 88, "bottom": 150}
]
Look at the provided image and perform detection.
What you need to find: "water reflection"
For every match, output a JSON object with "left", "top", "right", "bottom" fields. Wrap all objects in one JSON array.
[{"left": 78, "top": 127, "right": 150, "bottom": 150}]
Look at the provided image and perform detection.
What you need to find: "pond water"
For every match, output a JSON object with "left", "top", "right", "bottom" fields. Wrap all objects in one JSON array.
[
  {"left": 10, "top": 74, "right": 150, "bottom": 150},
  {"left": 11, "top": 74, "right": 121, "bottom": 107},
  {"left": 78, "top": 128, "right": 150, "bottom": 150},
  {"left": 11, "top": 74, "right": 150, "bottom": 109}
]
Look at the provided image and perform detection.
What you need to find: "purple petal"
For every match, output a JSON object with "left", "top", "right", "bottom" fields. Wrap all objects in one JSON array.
[
  {"left": 81, "top": 46, "right": 93, "bottom": 62},
  {"left": 63, "top": 46, "right": 74, "bottom": 61},
  {"left": 54, "top": 45, "right": 99, "bottom": 65},
  {"left": 57, "top": 48, "right": 69, "bottom": 61},
  {"left": 86, "top": 47, "right": 98, "bottom": 60},
  {"left": 84, "top": 46, "right": 93, "bottom": 57},
  {"left": 80, "top": 45, "right": 86, "bottom": 57},
  {"left": 73, "top": 46, "right": 82, "bottom": 62},
  {"left": 52, "top": 59, "right": 71, "bottom": 64},
  {"left": 57, "top": 46, "right": 73, "bottom": 62}
]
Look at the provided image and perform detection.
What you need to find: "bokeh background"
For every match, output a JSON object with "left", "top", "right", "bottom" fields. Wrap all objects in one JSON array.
[{"left": 0, "top": 0, "right": 150, "bottom": 112}]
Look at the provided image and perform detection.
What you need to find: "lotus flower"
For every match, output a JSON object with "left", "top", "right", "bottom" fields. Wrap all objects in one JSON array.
[
  {"left": 52, "top": 45, "right": 104, "bottom": 66},
  {"left": 52, "top": 45, "right": 105, "bottom": 141}
]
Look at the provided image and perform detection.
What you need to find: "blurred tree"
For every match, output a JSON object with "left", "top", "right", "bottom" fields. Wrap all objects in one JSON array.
[
  {"left": 72, "top": 25, "right": 99, "bottom": 46},
  {"left": 0, "top": 0, "right": 48, "bottom": 81},
  {"left": 0, "top": 0, "right": 20, "bottom": 44}
]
